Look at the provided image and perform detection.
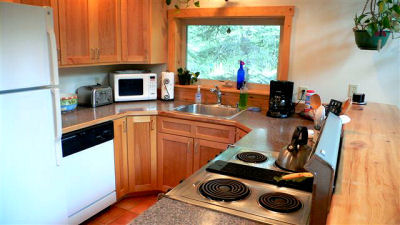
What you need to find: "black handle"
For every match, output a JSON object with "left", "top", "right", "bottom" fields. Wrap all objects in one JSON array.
[{"left": 287, "top": 126, "right": 308, "bottom": 152}]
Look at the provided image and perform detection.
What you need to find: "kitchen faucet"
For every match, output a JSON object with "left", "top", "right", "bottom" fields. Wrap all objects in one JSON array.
[{"left": 210, "top": 85, "right": 222, "bottom": 105}]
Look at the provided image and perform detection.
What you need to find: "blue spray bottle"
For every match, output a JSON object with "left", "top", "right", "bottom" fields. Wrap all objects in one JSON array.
[{"left": 237, "top": 60, "right": 245, "bottom": 90}]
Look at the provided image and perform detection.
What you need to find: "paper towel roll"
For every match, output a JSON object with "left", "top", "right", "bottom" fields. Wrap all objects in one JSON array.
[{"left": 161, "top": 72, "right": 174, "bottom": 100}]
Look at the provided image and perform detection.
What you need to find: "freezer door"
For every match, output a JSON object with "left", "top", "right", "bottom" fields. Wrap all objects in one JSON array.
[
  {"left": 0, "top": 3, "right": 58, "bottom": 91},
  {"left": 0, "top": 88, "right": 67, "bottom": 224}
]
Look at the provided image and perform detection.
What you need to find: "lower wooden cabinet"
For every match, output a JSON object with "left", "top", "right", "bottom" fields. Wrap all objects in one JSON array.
[
  {"left": 193, "top": 139, "right": 229, "bottom": 171},
  {"left": 157, "top": 133, "right": 193, "bottom": 192},
  {"left": 127, "top": 116, "right": 157, "bottom": 192},
  {"left": 114, "top": 115, "right": 248, "bottom": 197},
  {"left": 113, "top": 117, "right": 129, "bottom": 199},
  {"left": 113, "top": 116, "right": 156, "bottom": 199}
]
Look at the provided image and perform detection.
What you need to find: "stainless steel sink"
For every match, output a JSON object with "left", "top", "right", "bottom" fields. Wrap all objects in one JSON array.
[{"left": 173, "top": 104, "right": 244, "bottom": 119}]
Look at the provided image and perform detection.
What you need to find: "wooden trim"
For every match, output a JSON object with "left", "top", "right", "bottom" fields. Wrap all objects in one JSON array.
[
  {"left": 167, "top": 6, "right": 295, "bottom": 81},
  {"left": 174, "top": 84, "right": 269, "bottom": 96}
]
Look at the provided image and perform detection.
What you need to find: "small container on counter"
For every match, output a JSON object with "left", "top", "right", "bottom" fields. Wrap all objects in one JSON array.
[{"left": 304, "top": 90, "right": 315, "bottom": 112}]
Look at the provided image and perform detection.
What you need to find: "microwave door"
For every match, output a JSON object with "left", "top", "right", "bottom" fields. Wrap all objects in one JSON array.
[{"left": 118, "top": 78, "right": 147, "bottom": 100}]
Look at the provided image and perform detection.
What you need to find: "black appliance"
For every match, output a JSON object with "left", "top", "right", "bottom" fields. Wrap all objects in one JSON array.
[{"left": 267, "top": 80, "right": 294, "bottom": 118}]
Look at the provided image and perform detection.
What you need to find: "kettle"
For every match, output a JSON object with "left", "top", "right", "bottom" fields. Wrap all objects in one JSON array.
[{"left": 276, "top": 126, "right": 312, "bottom": 172}]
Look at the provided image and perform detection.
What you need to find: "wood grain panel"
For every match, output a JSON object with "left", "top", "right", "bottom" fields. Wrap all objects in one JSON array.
[
  {"left": 157, "top": 116, "right": 194, "bottom": 137},
  {"left": 174, "top": 86, "right": 269, "bottom": 113},
  {"left": 127, "top": 116, "right": 157, "bottom": 192},
  {"left": 113, "top": 117, "right": 129, "bottom": 199},
  {"left": 58, "top": 0, "right": 91, "bottom": 65},
  {"left": 92, "top": 0, "right": 121, "bottom": 63},
  {"left": 121, "top": 0, "right": 150, "bottom": 62},
  {"left": 193, "top": 139, "right": 229, "bottom": 171},
  {"left": 235, "top": 128, "right": 248, "bottom": 141},
  {"left": 195, "top": 121, "right": 235, "bottom": 144},
  {"left": 157, "top": 133, "right": 193, "bottom": 192}
]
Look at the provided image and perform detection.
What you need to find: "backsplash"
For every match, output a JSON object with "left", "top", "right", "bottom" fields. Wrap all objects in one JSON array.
[{"left": 59, "top": 64, "right": 167, "bottom": 94}]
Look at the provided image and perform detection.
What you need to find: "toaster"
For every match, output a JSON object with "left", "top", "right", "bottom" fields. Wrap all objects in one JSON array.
[{"left": 76, "top": 85, "right": 113, "bottom": 107}]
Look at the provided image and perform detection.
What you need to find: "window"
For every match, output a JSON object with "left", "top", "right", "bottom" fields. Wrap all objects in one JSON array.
[
  {"left": 168, "top": 6, "right": 295, "bottom": 86},
  {"left": 187, "top": 25, "right": 280, "bottom": 84}
]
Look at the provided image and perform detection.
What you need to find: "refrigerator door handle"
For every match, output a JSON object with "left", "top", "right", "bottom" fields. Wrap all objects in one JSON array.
[
  {"left": 51, "top": 88, "right": 62, "bottom": 166},
  {"left": 45, "top": 8, "right": 59, "bottom": 86}
]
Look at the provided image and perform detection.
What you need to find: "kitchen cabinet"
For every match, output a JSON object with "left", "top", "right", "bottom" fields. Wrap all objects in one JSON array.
[
  {"left": 113, "top": 117, "right": 129, "bottom": 199},
  {"left": 157, "top": 116, "right": 236, "bottom": 190},
  {"left": 120, "top": 0, "right": 167, "bottom": 63},
  {"left": 4, "top": 0, "right": 61, "bottom": 63},
  {"left": 193, "top": 139, "right": 229, "bottom": 171},
  {"left": 58, "top": 0, "right": 120, "bottom": 65},
  {"left": 236, "top": 128, "right": 248, "bottom": 141},
  {"left": 157, "top": 133, "right": 193, "bottom": 192},
  {"left": 126, "top": 116, "right": 157, "bottom": 192}
]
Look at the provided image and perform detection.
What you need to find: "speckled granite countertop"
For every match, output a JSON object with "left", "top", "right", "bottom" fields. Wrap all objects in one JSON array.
[
  {"left": 130, "top": 198, "right": 263, "bottom": 225},
  {"left": 62, "top": 101, "right": 400, "bottom": 224},
  {"left": 62, "top": 100, "right": 313, "bottom": 224}
]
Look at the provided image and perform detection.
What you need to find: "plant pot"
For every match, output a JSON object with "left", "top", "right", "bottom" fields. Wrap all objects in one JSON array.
[
  {"left": 178, "top": 75, "right": 191, "bottom": 85},
  {"left": 354, "top": 30, "right": 390, "bottom": 50}
]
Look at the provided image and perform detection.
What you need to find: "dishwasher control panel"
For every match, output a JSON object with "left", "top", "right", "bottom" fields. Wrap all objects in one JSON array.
[{"left": 62, "top": 121, "right": 114, "bottom": 158}]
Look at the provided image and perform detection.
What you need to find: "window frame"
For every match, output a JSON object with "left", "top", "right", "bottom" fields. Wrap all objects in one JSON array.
[{"left": 168, "top": 6, "right": 295, "bottom": 86}]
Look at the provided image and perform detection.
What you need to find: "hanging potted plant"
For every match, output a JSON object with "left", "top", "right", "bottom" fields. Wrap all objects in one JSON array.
[{"left": 353, "top": 0, "right": 400, "bottom": 50}]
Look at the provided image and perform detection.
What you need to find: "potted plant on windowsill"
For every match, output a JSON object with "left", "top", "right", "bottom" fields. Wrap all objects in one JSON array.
[
  {"left": 353, "top": 0, "right": 400, "bottom": 50},
  {"left": 177, "top": 68, "right": 200, "bottom": 85}
]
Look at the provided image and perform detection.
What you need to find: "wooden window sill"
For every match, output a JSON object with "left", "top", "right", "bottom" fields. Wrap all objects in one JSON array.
[{"left": 174, "top": 84, "right": 269, "bottom": 96}]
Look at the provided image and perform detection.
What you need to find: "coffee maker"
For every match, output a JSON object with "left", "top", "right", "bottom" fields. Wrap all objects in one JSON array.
[{"left": 267, "top": 80, "right": 294, "bottom": 118}]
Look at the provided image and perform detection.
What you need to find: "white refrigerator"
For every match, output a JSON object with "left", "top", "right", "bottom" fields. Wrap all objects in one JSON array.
[{"left": 0, "top": 2, "right": 68, "bottom": 224}]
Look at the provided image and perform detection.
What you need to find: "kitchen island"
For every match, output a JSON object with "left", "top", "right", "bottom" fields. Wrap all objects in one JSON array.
[{"left": 62, "top": 101, "right": 400, "bottom": 224}]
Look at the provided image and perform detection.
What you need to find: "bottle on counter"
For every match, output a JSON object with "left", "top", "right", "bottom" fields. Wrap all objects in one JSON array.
[
  {"left": 304, "top": 90, "right": 315, "bottom": 112},
  {"left": 238, "top": 81, "right": 248, "bottom": 110},
  {"left": 236, "top": 60, "right": 245, "bottom": 90},
  {"left": 195, "top": 85, "right": 202, "bottom": 104}
]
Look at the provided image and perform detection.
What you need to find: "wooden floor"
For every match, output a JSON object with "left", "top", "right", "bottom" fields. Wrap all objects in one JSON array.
[{"left": 83, "top": 195, "right": 158, "bottom": 225}]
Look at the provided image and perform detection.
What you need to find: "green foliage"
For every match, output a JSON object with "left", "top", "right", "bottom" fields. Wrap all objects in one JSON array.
[
  {"left": 186, "top": 25, "right": 280, "bottom": 84},
  {"left": 166, "top": 0, "right": 200, "bottom": 9},
  {"left": 354, "top": 0, "right": 400, "bottom": 37},
  {"left": 177, "top": 68, "right": 200, "bottom": 85}
]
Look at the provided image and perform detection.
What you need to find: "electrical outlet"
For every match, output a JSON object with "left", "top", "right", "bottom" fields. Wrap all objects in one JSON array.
[
  {"left": 348, "top": 84, "right": 359, "bottom": 97},
  {"left": 298, "top": 86, "right": 308, "bottom": 100}
]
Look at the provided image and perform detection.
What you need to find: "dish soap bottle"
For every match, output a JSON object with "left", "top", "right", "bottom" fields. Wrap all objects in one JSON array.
[
  {"left": 238, "top": 81, "right": 248, "bottom": 110},
  {"left": 237, "top": 61, "right": 245, "bottom": 90},
  {"left": 195, "top": 85, "right": 202, "bottom": 104}
]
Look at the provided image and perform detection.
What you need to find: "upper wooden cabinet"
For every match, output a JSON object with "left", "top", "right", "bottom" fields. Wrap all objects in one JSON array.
[
  {"left": 91, "top": 0, "right": 121, "bottom": 63},
  {"left": 58, "top": 0, "right": 121, "bottom": 65},
  {"left": 121, "top": 0, "right": 167, "bottom": 63},
  {"left": 58, "top": 0, "right": 91, "bottom": 65}
]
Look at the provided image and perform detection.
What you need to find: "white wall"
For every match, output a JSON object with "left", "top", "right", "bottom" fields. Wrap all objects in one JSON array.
[
  {"left": 59, "top": 64, "right": 166, "bottom": 94},
  {"left": 187, "top": 0, "right": 400, "bottom": 106}
]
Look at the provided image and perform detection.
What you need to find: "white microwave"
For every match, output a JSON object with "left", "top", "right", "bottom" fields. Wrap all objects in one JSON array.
[{"left": 110, "top": 73, "right": 157, "bottom": 102}]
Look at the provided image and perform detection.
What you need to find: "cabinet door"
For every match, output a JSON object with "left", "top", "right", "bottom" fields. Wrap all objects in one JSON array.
[
  {"left": 193, "top": 139, "right": 229, "bottom": 171},
  {"left": 236, "top": 128, "right": 249, "bottom": 141},
  {"left": 90, "top": 0, "right": 121, "bottom": 63},
  {"left": 120, "top": 0, "right": 150, "bottom": 62},
  {"left": 58, "top": 0, "right": 92, "bottom": 65},
  {"left": 127, "top": 116, "right": 157, "bottom": 192},
  {"left": 194, "top": 121, "right": 236, "bottom": 144},
  {"left": 157, "top": 133, "right": 193, "bottom": 192},
  {"left": 113, "top": 117, "right": 129, "bottom": 199}
]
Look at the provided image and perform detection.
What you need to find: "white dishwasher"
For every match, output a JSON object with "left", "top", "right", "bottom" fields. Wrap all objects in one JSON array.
[{"left": 61, "top": 121, "right": 116, "bottom": 224}]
